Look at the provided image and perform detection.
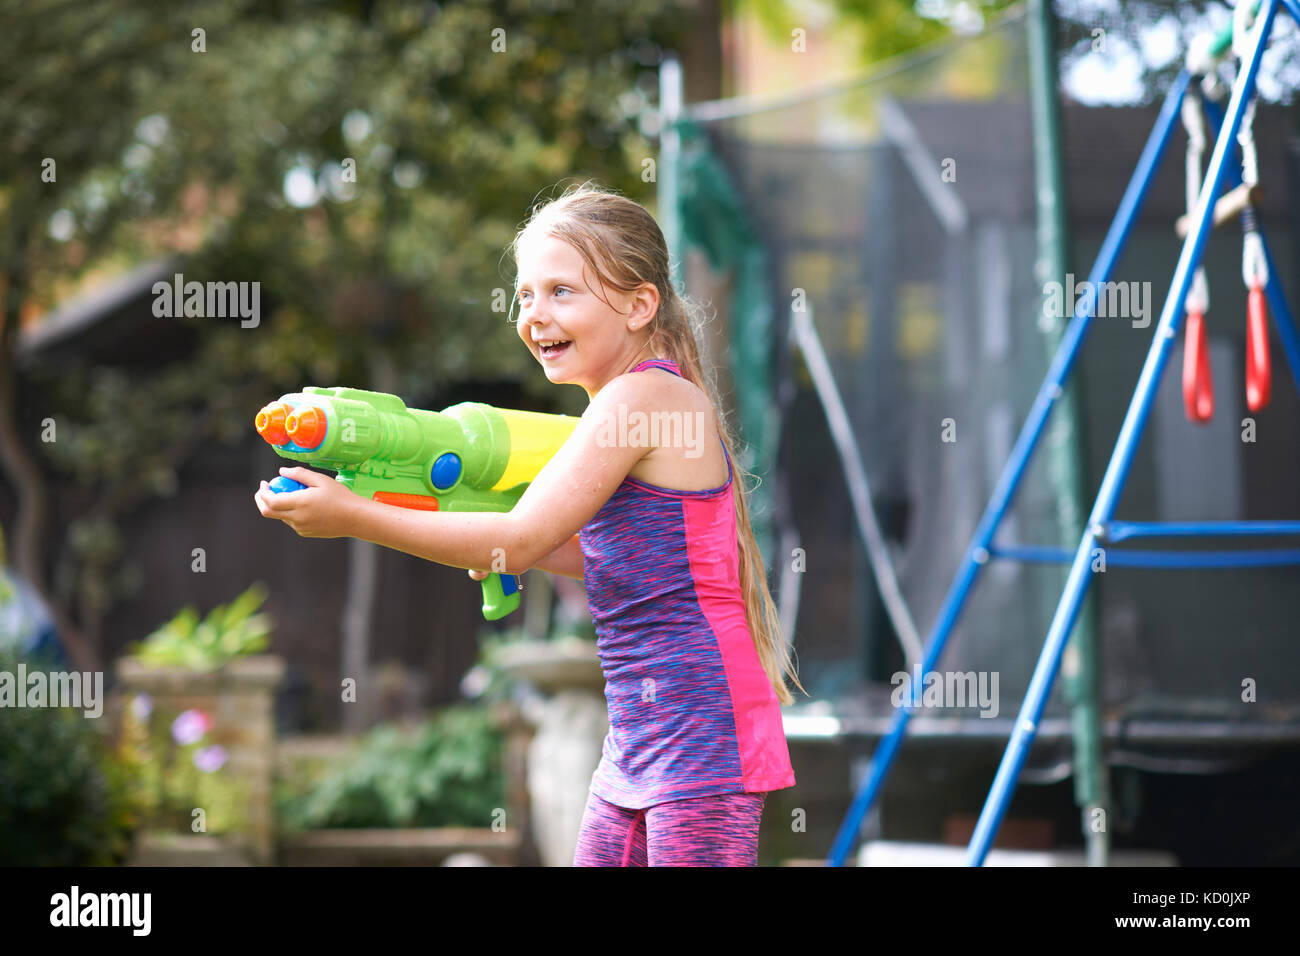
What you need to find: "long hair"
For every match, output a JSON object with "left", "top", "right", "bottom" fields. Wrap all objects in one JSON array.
[{"left": 509, "top": 181, "right": 807, "bottom": 706}]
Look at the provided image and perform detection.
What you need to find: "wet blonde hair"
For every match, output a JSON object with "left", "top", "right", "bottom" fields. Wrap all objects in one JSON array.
[{"left": 509, "top": 181, "right": 806, "bottom": 706}]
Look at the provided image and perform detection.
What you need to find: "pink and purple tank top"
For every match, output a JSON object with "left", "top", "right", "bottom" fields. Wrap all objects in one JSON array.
[{"left": 579, "top": 357, "right": 797, "bottom": 809}]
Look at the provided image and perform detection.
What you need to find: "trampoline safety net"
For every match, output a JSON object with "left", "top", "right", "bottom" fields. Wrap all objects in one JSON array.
[{"left": 679, "top": 5, "right": 1300, "bottom": 733}]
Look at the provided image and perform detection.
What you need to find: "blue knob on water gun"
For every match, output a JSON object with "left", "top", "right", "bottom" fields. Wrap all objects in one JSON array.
[{"left": 268, "top": 476, "right": 308, "bottom": 493}]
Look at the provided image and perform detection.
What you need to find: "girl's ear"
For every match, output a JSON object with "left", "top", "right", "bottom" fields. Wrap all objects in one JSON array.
[{"left": 628, "top": 282, "right": 659, "bottom": 328}]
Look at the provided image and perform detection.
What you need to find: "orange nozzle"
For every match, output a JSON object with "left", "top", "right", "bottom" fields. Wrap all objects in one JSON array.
[
  {"left": 255, "top": 402, "right": 293, "bottom": 445},
  {"left": 284, "top": 405, "right": 327, "bottom": 449}
]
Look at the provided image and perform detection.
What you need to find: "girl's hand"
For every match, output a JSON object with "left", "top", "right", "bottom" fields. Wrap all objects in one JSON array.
[
  {"left": 254, "top": 466, "right": 359, "bottom": 539},
  {"left": 467, "top": 569, "right": 490, "bottom": 582}
]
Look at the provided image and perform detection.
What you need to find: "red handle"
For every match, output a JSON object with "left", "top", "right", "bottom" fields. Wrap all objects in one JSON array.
[
  {"left": 1245, "top": 283, "right": 1271, "bottom": 412},
  {"left": 1182, "top": 309, "right": 1214, "bottom": 423}
]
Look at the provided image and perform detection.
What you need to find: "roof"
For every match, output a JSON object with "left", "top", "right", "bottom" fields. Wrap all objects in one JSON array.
[{"left": 15, "top": 257, "right": 201, "bottom": 370}]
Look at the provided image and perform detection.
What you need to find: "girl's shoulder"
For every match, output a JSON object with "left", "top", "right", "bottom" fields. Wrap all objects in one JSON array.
[
  {"left": 617, "top": 369, "right": 729, "bottom": 494},
  {"left": 616, "top": 361, "right": 716, "bottom": 425}
]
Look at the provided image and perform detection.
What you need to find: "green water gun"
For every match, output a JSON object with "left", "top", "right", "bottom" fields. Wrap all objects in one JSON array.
[{"left": 256, "top": 386, "right": 577, "bottom": 620}]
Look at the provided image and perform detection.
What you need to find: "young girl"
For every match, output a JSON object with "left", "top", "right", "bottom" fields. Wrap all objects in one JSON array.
[{"left": 254, "top": 182, "right": 805, "bottom": 866}]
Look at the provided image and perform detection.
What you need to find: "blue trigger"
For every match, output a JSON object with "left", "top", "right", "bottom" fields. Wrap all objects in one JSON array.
[
  {"left": 501, "top": 574, "right": 519, "bottom": 596},
  {"left": 268, "top": 476, "right": 308, "bottom": 493}
]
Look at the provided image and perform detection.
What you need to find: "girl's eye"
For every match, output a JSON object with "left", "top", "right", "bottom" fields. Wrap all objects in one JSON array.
[{"left": 517, "top": 287, "right": 568, "bottom": 303}]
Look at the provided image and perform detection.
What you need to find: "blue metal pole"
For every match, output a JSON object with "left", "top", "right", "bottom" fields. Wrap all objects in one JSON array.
[
  {"left": 823, "top": 70, "right": 1192, "bottom": 868},
  {"left": 991, "top": 544, "right": 1300, "bottom": 569},
  {"left": 1199, "top": 94, "right": 1300, "bottom": 400},
  {"left": 1105, "top": 519, "right": 1300, "bottom": 540},
  {"left": 965, "top": 0, "right": 1279, "bottom": 867}
]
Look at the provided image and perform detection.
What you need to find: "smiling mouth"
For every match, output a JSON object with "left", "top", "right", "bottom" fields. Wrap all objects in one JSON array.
[{"left": 539, "top": 340, "right": 571, "bottom": 359}]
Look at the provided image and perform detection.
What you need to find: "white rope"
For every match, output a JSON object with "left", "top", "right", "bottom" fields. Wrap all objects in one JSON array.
[
  {"left": 1239, "top": 94, "right": 1267, "bottom": 287},
  {"left": 1238, "top": 96, "right": 1259, "bottom": 188},
  {"left": 1233, "top": 1, "right": 1269, "bottom": 288},
  {"left": 1186, "top": 32, "right": 1227, "bottom": 101},
  {"left": 1243, "top": 231, "right": 1268, "bottom": 288},
  {"left": 1233, "top": 0, "right": 1260, "bottom": 60},
  {"left": 1181, "top": 92, "right": 1210, "bottom": 314}
]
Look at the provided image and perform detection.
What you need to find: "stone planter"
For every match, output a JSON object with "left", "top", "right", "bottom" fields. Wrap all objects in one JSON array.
[
  {"left": 115, "top": 655, "right": 285, "bottom": 865},
  {"left": 493, "top": 637, "right": 607, "bottom": 867}
]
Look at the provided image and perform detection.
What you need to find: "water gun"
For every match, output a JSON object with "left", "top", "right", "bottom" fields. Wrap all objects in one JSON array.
[{"left": 255, "top": 386, "right": 577, "bottom": 620}]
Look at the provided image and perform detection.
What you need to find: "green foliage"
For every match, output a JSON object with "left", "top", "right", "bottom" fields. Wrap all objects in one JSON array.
[
  {"left": 777, "top": 0, "right": 1298, "bottom": 106},
  {"left": 9, "top": 0, "right": 698, "bottom": 646},
  {"left": 275, "top": 705, "right": 505, "bottom": 830},
  {"left": 127, "top": 583, "right": 272, "bottom": 670},
  {"left": 0, "top": 647, "right": 140, "bottom": 865},
  {"left": 737, "top": 0, "right": 1019, "bottom": 66}
]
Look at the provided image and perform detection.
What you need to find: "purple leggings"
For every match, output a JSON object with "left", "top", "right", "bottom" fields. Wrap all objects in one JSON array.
[{"left": 572, "top": 789, "right": 767, "bottom": 867}]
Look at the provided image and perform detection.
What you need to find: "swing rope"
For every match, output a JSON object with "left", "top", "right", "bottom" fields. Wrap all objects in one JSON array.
[
  {"left": 1179, "top": 0, "right": 1272, "bottom": 423},
  {"left": 1234, "top": 1, "right": 1273, "bottom": 411}
]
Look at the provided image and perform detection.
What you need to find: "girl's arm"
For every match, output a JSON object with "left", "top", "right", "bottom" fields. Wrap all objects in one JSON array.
[
  {"left": 472, "top": 533, "right": 582, "bottom": 582},
  {"left": 530, "top": 533, "right": 584, "bottom": 581}
]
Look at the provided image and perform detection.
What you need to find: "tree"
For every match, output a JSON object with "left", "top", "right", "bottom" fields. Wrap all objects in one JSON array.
[
  {"left": 3, "top": 0, "right": 699, "bottom": 672},
  {"left": 734, "top": 0, "right": 1020, "bottom": 66}
]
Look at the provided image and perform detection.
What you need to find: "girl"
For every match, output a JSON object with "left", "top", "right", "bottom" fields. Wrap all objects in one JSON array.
[{"left": 255, "top": 182, "right": 805, "bottom": 866}]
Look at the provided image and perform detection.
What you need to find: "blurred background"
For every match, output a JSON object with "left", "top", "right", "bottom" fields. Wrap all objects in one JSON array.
[{"left": 1, "top": 0, "right": 1298, "bottom": 867}]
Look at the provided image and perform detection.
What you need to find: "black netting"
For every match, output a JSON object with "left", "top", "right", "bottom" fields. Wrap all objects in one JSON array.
[{"left": 688, "top": 4, "right": 1300, "bottom": 730}]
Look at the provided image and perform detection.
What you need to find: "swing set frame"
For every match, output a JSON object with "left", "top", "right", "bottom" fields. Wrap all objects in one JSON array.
[{"left": 828, "top": 0, "right": 1300, "bottom": 867}]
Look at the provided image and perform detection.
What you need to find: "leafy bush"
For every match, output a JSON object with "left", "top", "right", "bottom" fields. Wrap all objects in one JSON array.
[
  {"left": 276, "top": 705, "right": 505, "bottom": 830},
  {"left": 0, "top": 647, "right": 141, "bottom": 865},
  {"left": 127, "top": 583, "right": 271, "bottom": 669}
]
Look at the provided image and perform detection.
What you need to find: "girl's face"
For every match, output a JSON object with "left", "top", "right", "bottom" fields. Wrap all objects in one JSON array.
[{"left": 515, "top": 232, "right": 659, "bottom": 400}]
